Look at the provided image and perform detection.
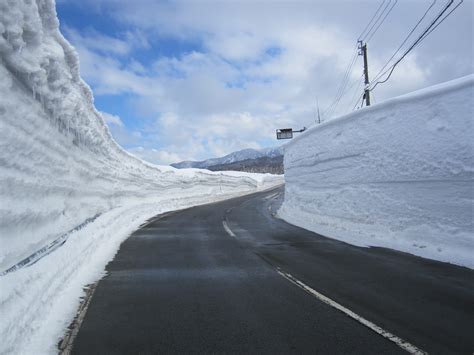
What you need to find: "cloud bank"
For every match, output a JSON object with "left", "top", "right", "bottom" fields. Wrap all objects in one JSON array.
[{"left": 58, "top": 0, "right": 473, "bottom": 164}]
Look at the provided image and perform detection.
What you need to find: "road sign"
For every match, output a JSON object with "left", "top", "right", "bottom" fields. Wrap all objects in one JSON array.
[
  {"left": 276, "top": 127, "right": 306, "bottom": 140},
  {"left": 276, "top": 128, "right": 293, "bottom": 140}
]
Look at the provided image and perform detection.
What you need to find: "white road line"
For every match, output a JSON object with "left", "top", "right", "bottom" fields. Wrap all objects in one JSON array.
[
  {"left": 222, "top": 220, "right": 237, "bottom": 238},
  {"left": 276, "top": 269, "right": 427, "bottom": 355}
]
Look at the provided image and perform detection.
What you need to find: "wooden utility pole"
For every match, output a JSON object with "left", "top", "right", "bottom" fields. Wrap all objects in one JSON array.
[{"left": 358, "top": 40, "right": 371, "bottom": 107}]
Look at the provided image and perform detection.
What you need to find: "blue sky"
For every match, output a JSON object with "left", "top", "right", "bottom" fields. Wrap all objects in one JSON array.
[
  {"left": 56, "top": 0, "right": 473, "bottom": 165},
  {"left": 56, "top": 2, "right": 206, "bottom": 162}
]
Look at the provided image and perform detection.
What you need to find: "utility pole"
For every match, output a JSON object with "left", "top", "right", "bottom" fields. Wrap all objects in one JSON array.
[
  {"left": 358, "top": 40, "right": 371, "bottom": 107},
  {"left": 316, "top": 98, "right": 321, "bottom": 124}
]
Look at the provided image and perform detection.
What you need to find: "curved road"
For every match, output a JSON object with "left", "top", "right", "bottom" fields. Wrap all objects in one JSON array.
[{"left": 71, "top": 186, "right": 474, "bottom": 354}]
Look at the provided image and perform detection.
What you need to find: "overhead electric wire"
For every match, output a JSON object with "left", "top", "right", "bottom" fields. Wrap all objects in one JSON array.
[
  {"left": 324, "top": 54, "right": 358, "bottom": 117},
  {"left": 358, "top": 0, "right": 387, "bottom": 41},
  {"left": 370, "top": 0, "right": 462, "bottom": 91},
  {"left": 328, "top": 0, "right": 396, "bottom": 117},
  {"left": 326, "top": 72, "right": 364, "bottom": 118},
  {"left": 418, "top": 0, "right": 463, "bottom": 39},
  {"left": 360, "top": 0, "right": 392, "bottom": 41},
  {"left": 322, "top": 0, "right": 386, "bottom": 119},
  {"left": 322, "top": 45, "right": 359, "bottom": 118},
  {"left": 371, "top": 0, "right": 438, "bottom": 82},
  {"left": 352, "top": 92, "right": 365, "bottom": 111},
  {"left": 322, "top": 0, "right": 399, "bottom": 118},
  {"left": 349, "top": 76, "right": 365, "bottom": 110},
  {"left": 325, "top": 0, "right": 462, "bottom": 117},
  {"left": 370, "top": 0, "right": 456, "bottom": 89},
  {"left": 370, "top": 0, "right": 454, "bottom": 86},
  {"left": 365, "top": 0, "right": 398, "bottom": 43}
]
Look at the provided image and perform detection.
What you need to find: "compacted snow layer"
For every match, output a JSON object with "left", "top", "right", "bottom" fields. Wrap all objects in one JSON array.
[
  {"left": 0, "top": 1, "right": 282, "bottom": 353},
  {"left": 279, "top": 75, "right": 473, "bottom": 268}
]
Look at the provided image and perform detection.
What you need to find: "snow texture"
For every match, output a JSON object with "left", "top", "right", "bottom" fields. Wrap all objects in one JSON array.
[
  {"left": 279, "top": 75, "right": 473, "bottom": 268},
  {"left": 0, "top": 1, "right": 282, "bottom": 353}
]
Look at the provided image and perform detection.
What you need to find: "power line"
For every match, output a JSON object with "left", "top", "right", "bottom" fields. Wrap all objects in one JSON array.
[
  {"left": 365, "top": 0, "right": 398, "bottom": 43},
  {"left": 322, "top": 0, "right": 387, "bottom": 119},
  {"left": 371, "top": 0, "right": 438, "bottom": 82},
  {"left": 327, "top": 74, "right": 364, "bottom": 118},
  {"left": 325, "top": 56, "right": 359, "bottom": 117},
  {"left": 356, "top": 0, "right": 398, "bottom": 109},
  {"left": 371, "top": 0, "right": 458, "bottom": 88},
  {"left": 322, "top": 45, "right": 359, "bottom": 118},
  {"left": 360, "top": 0, "right": 391, "bottom": 41},
  {"left": 324, "top": 0, "right": 463, "bottom": 119},
  {"left": 322, "top": 0, "right": 398, "bottom": 118},
  {"left": 370, "top": 0, "right": 463, "bottom": 91},
  {"left": 419, "top": 0, "right": 464, "bottom": 39},
  {"left": 352, "top": 92, "right": 365, "bottom": 111},
  {"left": 358, "top": 0, "right": 387, "bottom": 41},
  {"left": 349, "top": 76, "right": 365, "bottom": 110}
]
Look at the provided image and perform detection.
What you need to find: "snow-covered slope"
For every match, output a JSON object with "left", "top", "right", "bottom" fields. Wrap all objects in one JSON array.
[
  {"left": 172, "top": 146, "right": 284, "bottom": 169},
  {"left": 0, "top": 1, "right": 282, "bottom": 354},
  {"left": 279, "top": 75, "right": 473, "bottom": 268}
]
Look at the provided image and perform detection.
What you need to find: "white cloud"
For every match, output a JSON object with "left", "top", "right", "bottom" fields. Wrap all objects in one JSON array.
[
  {"left": 72, "top": 44, "right": 157, "bottom": 96},
  {"left": 64, "top": 27, "right": 131, "bottom": 56},
  {"left": 128, "top": 147, "right": 183, "bottom": 165},
  {"left": 207, "top": 32, "right": 269, "bottom": 62},
  {"left": 101, "top": 111, "right": 123, "bottom": 126},
  {"left": 60, "top": 0, "right": 473, "bottom": 164},
  {"left": 99, "top": 111, "right": 144, "bottom": 147}
]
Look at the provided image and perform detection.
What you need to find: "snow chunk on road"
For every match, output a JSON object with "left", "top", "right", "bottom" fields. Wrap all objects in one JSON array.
[{"left": 279, "top": 75, "right": 473, "bottom": 268}]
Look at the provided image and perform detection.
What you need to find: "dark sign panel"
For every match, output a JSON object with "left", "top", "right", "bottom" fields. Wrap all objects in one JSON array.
[{"left": 276, "top": 129, "right": 293, "bottom": 140}]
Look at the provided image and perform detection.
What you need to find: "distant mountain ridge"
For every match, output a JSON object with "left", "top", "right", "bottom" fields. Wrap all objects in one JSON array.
[
  {"left": 171, "top": 146, "right": 284, "bottom": 174},
  {"left": 206, "top": 155, "right": 284, "bottom": 175}
]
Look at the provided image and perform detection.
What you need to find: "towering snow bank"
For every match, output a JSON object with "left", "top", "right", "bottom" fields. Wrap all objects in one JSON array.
[
  {"left": 0, "top": 0, "right": 281, "bottom": 270},
  {"left": 279, "top": 75, "right": 473, "bottom": 268},
  {"left": 0, "top": 1, "right": 282, "bottom": 353}
]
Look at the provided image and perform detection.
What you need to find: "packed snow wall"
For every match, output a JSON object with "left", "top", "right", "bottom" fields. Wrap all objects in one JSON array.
[
  {"left": 0, "top": 0, "right": 281, "bottom": 270},
  {"left": 279, "top": 76, "right": 473, "bottom": 268},
  {"left": 0, "top": 1, "right": 283, "bottom": 353}
]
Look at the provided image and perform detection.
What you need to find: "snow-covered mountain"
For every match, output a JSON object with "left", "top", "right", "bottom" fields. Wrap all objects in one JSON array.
[
  {"left": 172, "top": 146, "right": 284, "bottom": 169},
  {"left": 206, "top": 155, "right": 284, "bottom": 175}
]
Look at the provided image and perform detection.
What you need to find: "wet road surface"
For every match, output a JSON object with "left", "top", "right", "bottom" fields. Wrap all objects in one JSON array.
[{"left": 72, "top": 186, "right": 474, "bottom": 354}]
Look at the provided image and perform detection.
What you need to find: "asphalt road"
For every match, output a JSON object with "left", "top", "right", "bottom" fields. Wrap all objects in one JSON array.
[{"left": 71, "top": 186, "right": 474, "bottom": 354}]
